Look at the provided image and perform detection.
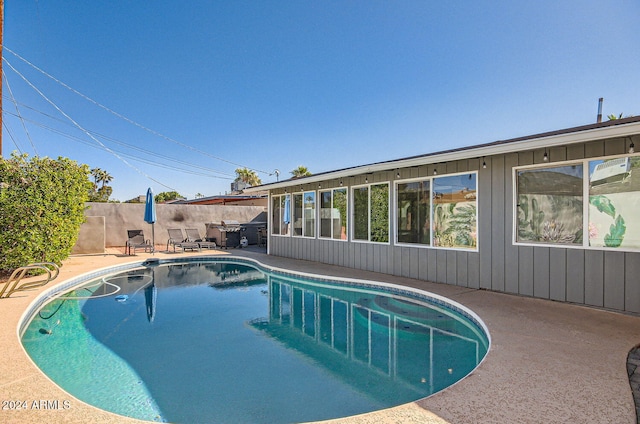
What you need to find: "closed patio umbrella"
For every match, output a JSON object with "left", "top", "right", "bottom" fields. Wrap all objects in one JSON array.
[
  {"left": 144, "top": 187, "right": 156, "bottom": 253},
  {"left": 283, "top": 194, "right": 290, "bottom": 224},
  {"left": 144, "top": 282, "right": 157, "bottom": 323}
]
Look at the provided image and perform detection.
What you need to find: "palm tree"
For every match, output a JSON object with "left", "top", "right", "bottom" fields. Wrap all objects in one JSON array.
[
  {"left": 234, "top": 167, "right": 262, "bottom": 186},
  {"left": 99, "top": 170, "right": 113, "bottom": 188},
  {"left": 90, "top": 167, "right": 102, "bottom": 190},
  {"left": 291, "top": 165, "right": 312, "bottom": 178}
]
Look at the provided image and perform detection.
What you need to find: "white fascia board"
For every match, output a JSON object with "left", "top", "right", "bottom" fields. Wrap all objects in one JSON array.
[{"left": 245, "top": 121, "right": 640, "bottom": 193}]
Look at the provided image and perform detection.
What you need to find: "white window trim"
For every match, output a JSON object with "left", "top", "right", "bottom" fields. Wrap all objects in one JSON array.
[
  {"left": 351, "top": 182, "right": 391, "bottom": 245},
  {"left": 291, "top": 190, "right": 317, "bottom": 239},
  {"left": 512, "top": 152, "right": 640, "bottom": 252},
  {"left": 318, "top": 188, "right": 349, "bottom": 241},
  {"left": 394, "top": 171, "right": 479, "bottom": 252},
  {"left": 270, "top": 193, "right": 291, "bottom": 237},
  {"left": 394, "top": 176, "right": 432, "bottom": 248}
]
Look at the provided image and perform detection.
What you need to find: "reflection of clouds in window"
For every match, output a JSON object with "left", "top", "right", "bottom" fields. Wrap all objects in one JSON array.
[{"left": 433, "top": 174, "right": 476, "bottom": 194}]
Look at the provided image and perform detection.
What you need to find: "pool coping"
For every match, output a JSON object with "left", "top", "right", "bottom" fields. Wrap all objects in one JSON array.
[{"left": 1, "top": 248, "right": 639, "bottom": 423}]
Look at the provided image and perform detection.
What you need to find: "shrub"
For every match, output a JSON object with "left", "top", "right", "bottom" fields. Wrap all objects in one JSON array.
[{"left": 0, "top": 153, "right": 93, "bottom": 271}]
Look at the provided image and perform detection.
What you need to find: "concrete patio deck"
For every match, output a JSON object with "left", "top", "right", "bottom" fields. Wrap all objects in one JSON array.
[{"left": 1, "top": 247, "right": 639, "bottom": 423}]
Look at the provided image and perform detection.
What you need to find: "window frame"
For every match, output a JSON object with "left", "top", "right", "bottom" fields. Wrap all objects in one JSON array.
[
  {"left": 270, "top": 193, "right": 291, "bottom": 237},
  {"left": 512, "top": 152, "right": 640, "bottom": 252},
  {"left": 351, "top": 181, "right": 390, "bottom": 244},
  {"left": 291, "top": 190, "right": 317, "bottom": 239},
  {"left": 394, "top": 177, "right": 432, "bottom": 247},
  {"left": 394, "top": 171, "right": 479, "bottom": 251},
  {"left": 318, "top": 187, "right": 349, "bottom": 241}
]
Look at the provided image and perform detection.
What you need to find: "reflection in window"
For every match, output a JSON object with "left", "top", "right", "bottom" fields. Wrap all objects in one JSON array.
[
  {"left": 292, "top": 191, "right": 316, "bottom": 238},
  {"left": 353, "top": 187, "right": 369, "bottom": 241},
  {"left": 304, "top": 192, "right": 316, "bottom": 238},
  {"left": 320, "top": 188, "right": 347, "bottom": 240},
  {"left": 433, "top": 174, "right": 477, "bottom": 248},
  {"left": 271, "top": 196, "right": 280, "bottom": 236},
  {"left": 589, "top": 156, "right": 640, "bottom": 249},
  {"left": 293, "top": 194, "right": 303, "bottom": 236},
  {"left": 397, "top": 180, "right": 431, "bottom": 245},
  {"left": 516, "top": 165, "right": 583, "bottom": 245},
  {"left": 271, "top": 194, "right": 290, "bottom": 236},
  {"left": 353, "top": 184, "right": 389, "bottom": 243},
  {"left": 371, "top": 184, "right": 389, "bottom": 243}
]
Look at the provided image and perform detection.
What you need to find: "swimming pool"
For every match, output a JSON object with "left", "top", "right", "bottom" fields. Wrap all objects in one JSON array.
[{"left": 20, "top": 257, "right": 490, "bottom": 423}]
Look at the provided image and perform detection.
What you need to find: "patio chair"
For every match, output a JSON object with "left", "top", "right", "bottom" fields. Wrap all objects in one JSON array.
[
  {"left": 126, "top": 230, "right": 154, "bottom": 255},
  {"left": 185, "top": 228, "right": 217, "bottom": 249},
  {"left": 0, "top": 262, "right": 60, "bottom": 299},
  {"left": 166, "top": 228, "right": 201, "bottom": 253}
]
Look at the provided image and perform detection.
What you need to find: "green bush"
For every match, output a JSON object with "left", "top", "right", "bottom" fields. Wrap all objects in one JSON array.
[{"left": 0, "top": 153, "right": 93, "bottom": 271}]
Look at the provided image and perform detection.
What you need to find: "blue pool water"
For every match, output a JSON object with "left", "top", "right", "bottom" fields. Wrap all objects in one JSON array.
[{"left": 21, "top": 258, "right": 489, "bottom": 423}]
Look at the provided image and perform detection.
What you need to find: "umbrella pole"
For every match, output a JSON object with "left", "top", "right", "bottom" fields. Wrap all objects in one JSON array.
[{"left": 152, "top": 223, "right": 155, "bottom": 254}]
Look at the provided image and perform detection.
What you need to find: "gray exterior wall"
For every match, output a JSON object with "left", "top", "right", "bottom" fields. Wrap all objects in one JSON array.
[{"left": 267, "top": 134, "right": 640, "bottom": 314}]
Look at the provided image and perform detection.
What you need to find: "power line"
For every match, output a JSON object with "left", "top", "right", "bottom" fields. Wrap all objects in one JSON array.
[
  {"left": 4, "top": 47, "right": 273, "bottom": 175},
  {"left": 3, "top": 73, "right": 38, "bottom": 154},
  {"left": 2, "top": 121, "right": 24, "bottom": 154},
  {"left": 2, "top": 106, "right": 236, "bottom": 178},
  {"left": 2, "top": 110, "right": 235, "bottom": 180},
  {"left": 3, "top": 56, "right": 178, "bottom": 192}
]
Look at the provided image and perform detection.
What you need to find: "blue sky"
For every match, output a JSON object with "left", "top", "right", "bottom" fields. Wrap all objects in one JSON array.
[{"left": 3, "top": 1, "right": 639, "bottom": 201}]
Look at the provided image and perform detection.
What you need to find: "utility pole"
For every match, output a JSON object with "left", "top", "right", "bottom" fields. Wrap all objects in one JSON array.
[{"left": 0, "top": 0, "right": 4, "bottom": 157}]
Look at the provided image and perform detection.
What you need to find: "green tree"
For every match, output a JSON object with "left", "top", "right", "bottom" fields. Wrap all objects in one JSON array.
[
  {"left": 607, "top": 113, "right": 634, "bottom": 120},
  {"left": 291, "top": 165, "right": 312, "bottom": 178},
  {"left": 99, "top": 170, "right": 113, "bottom": 188},
  {"left": 90, "top": 168, "right": 102, "bottom": 190},
  {"left": 155, "top": 191, "right": 184, "bottom": 203},
  {"left": 88, "top": 167, "right": 114, "bottom": 202},
  {"left": 234, "top": 167, "right": 262, "bottom": 186},
  {"left": 0, "top": 153, "right": 93, "bottom": 271}
]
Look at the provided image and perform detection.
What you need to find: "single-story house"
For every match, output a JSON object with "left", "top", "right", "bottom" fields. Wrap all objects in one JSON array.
[{"left": 245, "top": 116, "right": 640, "bottom": 314}]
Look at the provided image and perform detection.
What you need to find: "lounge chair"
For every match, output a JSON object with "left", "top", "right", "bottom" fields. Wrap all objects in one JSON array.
[
  {"left": 126, "top": 230, "right": 154, "bottom": 255},
  {"left": 0, "top": 262, "right": 60, "bottom": 299},
  {"left": 166, "top": 228, "right": 201, "bottom": 253},
  {"left": 185, "top": 228, "right": 217, "bottom": 249}
]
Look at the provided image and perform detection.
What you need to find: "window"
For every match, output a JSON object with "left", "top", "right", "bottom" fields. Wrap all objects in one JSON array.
[
  {"left": 515, "top": 155, "right": 640, "bottom": 251},
  {"left": 516, "top": 164, "right": 583, "bottom": 245},
  {"left": 433, "top": 174, "right": 477, "bottom": 248},
  {"left": 352, "top": 183, "right": 389, "bottom": 243},
  {"left": 320, "top": 188, "right": 348, "bottom": 240},
  {"left": 271, "top": 194, "right": 290, "bottom": 236},
  {"left": 271, "top": 196, "right": 280, "bottom": 236},
  {"left": 397, "top": 180, "right": 431, "bottom": 245},
  {"left": 292, "top": 191, "right": 316, "bottom": 238},
  {"left": 293, "top": 193, "right": 303, "bottom": 236},
  {"left": 589, "top": 156, "right": 640, "bottom": 249},
  {"left": 353, "top": 187, "right": 369, "bottom": 241},
  {"left": 306, "top": 192, "right": 316, "bottom": 237}
]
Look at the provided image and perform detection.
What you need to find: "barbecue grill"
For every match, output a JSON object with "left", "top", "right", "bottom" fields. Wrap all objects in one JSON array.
[{"left": 205, "top": 220, "right": 245, "bottom": 249}]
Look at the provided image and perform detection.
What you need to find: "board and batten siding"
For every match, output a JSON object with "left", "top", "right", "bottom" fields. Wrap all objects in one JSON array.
[{"left": 268, "top": 135, "right": 640, "bottom": 314}]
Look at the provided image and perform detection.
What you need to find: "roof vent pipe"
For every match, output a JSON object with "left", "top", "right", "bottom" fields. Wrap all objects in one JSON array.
[{"left": 597, "top": 97, "right": 603, "bottom": 123}]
